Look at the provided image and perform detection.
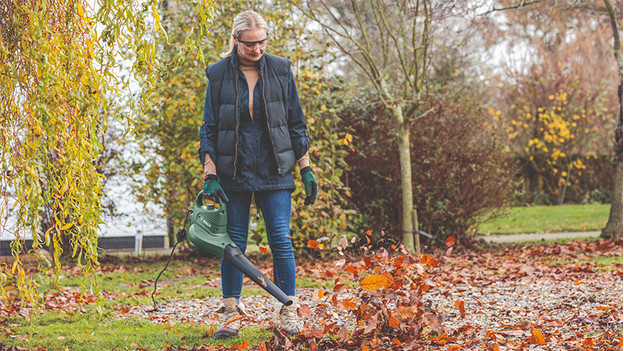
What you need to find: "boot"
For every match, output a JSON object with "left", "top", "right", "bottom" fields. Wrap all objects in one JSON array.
[
  {"left": 275, "top": 296, "right": 301, "bottom": 335},
  {"left": 214, "top": 297, "right": 246, "bottom": 339}
]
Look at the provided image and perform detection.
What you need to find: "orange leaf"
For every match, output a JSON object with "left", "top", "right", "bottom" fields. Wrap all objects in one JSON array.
[
  {"left": 360, "top": 274, "right": 392, "bottom": 291},
  {"left": 448, "top": 345, "right": 461, "bottom": 351},
  {"left": 363, "top": 346, "right": 369, "bottom": 351},
  {"left": 421, "top": 284, "right": 430, "bottom": 292},
  {"left": 454, "top": 299, "right": 466, "bottom": 318},
  {"left": 389, "top": 316, "right": 400, "bottom": 328},
  {"left": 597, "top": 306, "right": 615, "bottom": 310},
  {"left": 365, "top": 229, "right": 372, "bottom": 236},
  {"left": 259, "top": 247, "right": 268, "bottom": 254},
  {"left": 308, "top": 240, "right": 319, "bottom": 249},
  {"left": 427, "top": 255, "right": 438, "bottom": 267},
  {"left": 445, "top": 236, "right": 456, "bottom": 247},
  {"left": 345, "top": 266, "right": 359, "bottom": 274},
  {"left": 530, "top": 328, "right": 545, "bottom": 345},
  {"left": 318, "top": 289, "right": 324, "bottom": 299},
  {"left": 393, "top": 337, "right": 402, "bottom": 346},
  {"left": 237, "top": 340, "right": 249, "bottom": 349}
]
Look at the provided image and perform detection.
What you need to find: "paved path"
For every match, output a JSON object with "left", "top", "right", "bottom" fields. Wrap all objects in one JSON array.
[{"left": 477, "top": 231, "right": 601, "bottom": 243}]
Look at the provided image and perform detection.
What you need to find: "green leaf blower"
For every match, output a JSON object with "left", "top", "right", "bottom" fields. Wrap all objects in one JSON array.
[{"left": 150, "top": 192, "right": 292, "bottom": 309}]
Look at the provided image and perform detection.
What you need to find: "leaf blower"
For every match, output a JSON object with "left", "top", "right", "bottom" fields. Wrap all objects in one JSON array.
[{"left": 150, "top": 192, "right": 293, "bottom": 309}]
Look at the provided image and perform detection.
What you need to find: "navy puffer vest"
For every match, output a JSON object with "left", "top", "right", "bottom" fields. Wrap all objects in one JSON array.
[{"left": 205, "top": 50, "right": 295, "bottom": 179}]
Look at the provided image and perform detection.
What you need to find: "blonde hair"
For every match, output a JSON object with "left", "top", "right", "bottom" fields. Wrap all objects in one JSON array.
[{"left": 222, "top": 11, "right": 268, "bottom": 58}]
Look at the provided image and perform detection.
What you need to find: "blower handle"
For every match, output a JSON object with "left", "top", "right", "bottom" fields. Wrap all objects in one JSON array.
[
  {"left": 195, "top": 191, "right": 227, "bottom": 212},
  {"left": 223, "top": 244, "right": 293, "bottom": 306}
]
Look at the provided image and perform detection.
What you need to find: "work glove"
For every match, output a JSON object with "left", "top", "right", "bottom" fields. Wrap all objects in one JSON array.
[
  {"left": 300, "top": 166, "right": 318, "bottom": 206},
  {"left": 202, "top": 175, "right": 229, "bottom": 203}
]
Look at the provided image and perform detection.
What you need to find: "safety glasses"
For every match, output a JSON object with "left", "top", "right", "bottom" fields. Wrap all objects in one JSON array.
[{"left": 235, "top": 33, "right": 269, "bottom": 49}]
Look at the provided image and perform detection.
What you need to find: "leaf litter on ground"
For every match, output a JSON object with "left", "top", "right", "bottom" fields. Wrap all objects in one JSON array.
[{"left": 1, "top": 239, "right": 621, "bottom": 350}]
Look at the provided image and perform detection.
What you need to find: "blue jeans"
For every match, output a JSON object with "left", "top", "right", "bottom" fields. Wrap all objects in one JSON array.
[{"left": 221, "top": 190, "right": 296, "bottom": 298}]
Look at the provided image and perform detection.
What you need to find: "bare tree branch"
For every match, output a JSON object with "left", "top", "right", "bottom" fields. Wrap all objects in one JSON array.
[
  {"left": 479, "top": 0, "right": 544, "bottom": 15},
  {"left": 603, "top": 0, "right": 623, "bottom": 76}
]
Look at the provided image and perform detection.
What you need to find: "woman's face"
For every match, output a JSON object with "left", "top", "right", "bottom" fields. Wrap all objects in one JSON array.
[{"left": 234, "top": 28, "right": 268, "bottom": 62}]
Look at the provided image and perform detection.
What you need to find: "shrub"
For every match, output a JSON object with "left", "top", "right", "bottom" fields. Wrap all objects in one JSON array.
[{"left": 343, "top": 88, "right": 513, "bottom": 245}]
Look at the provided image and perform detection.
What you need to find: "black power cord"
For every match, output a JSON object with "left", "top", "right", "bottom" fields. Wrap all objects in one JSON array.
[{"left": 149, "top": 209, "right": 193, "bottom": 311}]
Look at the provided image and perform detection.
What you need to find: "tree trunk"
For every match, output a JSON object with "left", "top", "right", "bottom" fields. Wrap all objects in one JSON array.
[
  {"left": 601, "top": 0, "right": 623, "bottom": 239},
  {"left": 167, "top": 215, "right": 176, "bottom": 248},
  {"left": 393, "top": 105, "right": 416, "bottom": 253},
  {"left": 601, "top": 82, "right": 623, "bottom": 238}
]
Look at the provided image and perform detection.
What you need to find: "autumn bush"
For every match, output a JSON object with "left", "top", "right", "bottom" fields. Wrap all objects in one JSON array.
[
  {"left": 499, "top": 60, "right": 617, "bottom": 205},
  {"left": 343, "top": 87, "right": 513, "bottom": 245}
]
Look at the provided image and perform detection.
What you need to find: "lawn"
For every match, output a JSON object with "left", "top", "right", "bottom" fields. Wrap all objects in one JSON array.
[
  {"left": 0, "top": 254, "right": 273, "bottom": 350},
  {"left": 0, "top": 237, "right": 622, "bottom": 351},
  {"left": 477, "top": 203, "right": 610, "bottom": 234}
]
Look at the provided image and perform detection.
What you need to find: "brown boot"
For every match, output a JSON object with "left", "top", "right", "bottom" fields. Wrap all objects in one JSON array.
[
  {"left": 275, "top": 296, "right": 301, "bottom": 335},
  {"left": 214, "top": 298, "right": 246, "bottom": 339}
]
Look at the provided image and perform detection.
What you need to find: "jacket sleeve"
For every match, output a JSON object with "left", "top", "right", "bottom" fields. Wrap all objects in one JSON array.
[
  {"left": 198, "top": 82, "right": 218, "bottom": 166},
  {"left": 287, "top": 69, "right": 310, "bottom": 161}
]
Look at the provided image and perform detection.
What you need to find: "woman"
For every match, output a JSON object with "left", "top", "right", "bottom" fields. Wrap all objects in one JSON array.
[{"left": 198, "top": 10, "right": 317, "bottom": 339}]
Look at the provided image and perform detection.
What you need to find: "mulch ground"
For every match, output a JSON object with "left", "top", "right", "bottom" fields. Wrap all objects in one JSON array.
[{"left": 123, "top": 239, "right": 623, "bottom": 350}]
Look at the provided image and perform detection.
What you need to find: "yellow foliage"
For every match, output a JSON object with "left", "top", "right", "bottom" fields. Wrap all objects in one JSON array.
[{"left": 0, "top": 0, "right": 215, "bottom": 309}]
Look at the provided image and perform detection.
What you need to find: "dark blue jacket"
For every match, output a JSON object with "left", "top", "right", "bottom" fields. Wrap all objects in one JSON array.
[{"left": 198, "top": 49, "right": 309, "bottom": 191}]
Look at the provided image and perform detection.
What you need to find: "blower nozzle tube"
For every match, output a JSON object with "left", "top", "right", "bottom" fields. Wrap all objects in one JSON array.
[{"left": 223, "top": 244, "right": 293, "bottom": 306}]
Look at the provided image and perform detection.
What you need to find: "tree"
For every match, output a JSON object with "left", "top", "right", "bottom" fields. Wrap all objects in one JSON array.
[
  {"left": 0, "top": 0, "right": 213, "bottom": 306},
  {"left": 600, "top": 0, "right": 622, "bottom": 238},
  {"left": 292, "top": 0, "right": 442, "bottom": 253}
]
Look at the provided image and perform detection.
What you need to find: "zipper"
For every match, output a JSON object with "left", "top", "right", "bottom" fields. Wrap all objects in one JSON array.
[
  {"left": 260, "top": 73, "right": 282, "bottom": 175},
  {"left": 233, "top": 69, "right": 240, "bottom": 179}
]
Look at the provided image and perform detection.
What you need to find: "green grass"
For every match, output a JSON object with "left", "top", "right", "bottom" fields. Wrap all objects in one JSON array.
[
  {"left": 546, "top": 255, "right": 623, "bottom": 272},
  {"left": 1, "top": 311, "right": 270, "bottom": 351},
  {"left": 0, "top": 254, "right": 273, "bottom": 350},
  {"left": 477, "top": 203, "right": 610, "bottom": 235}
]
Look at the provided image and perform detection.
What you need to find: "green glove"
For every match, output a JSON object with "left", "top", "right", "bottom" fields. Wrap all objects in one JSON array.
[
  {"left": 300, "top": 167, "right": 318, "bottom": 206},
  {"left": 202, "top": 175, "right": 229, "bottom": 203}
]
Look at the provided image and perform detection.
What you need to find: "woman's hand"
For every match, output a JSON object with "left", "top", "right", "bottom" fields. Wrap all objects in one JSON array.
[
  {"left": 300, "top": 167, "right": 317, "bottom": 205},
  {"left": 203, "top": 175, "right": 229, "bottom": 203}
]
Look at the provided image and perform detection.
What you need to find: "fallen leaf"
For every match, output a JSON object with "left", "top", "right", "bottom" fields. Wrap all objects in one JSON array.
[
  {"left": 389, "top": 316, "right": 400, "bottom": 328},
  {"left": 530, "top": 328, "right": 545, "bottom": 345},
  {"left": 446, "top": 246, "right": 454, "bottom": 256},
  {"left": 360, "top": 274, "right": 392, "bottom": 290},
  {"left": 454, "top": 299, "right": 466, "bottom": 318},
  {"left": 259, "top": 247, "right": 268, "bottom": 254},
  {"left": 299, "top": 304, "right": 312, "bottom": 318},
  {"left": 446, "top": 236, "right": 456, "bottom": 247}
]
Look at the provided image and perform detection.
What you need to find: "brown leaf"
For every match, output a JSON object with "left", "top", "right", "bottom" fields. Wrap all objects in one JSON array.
[
  {"left": 299, "top": 304, "right": 312, "bottom": 318},
  {"left": 333, "top": 283, "right": 345, "bottom": 292},
  {"left": 446, "top": 246, "right": 454, "bottom": 256},
  {"left": 454, "top": 299, "right": 466, "bottom": 318}
]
